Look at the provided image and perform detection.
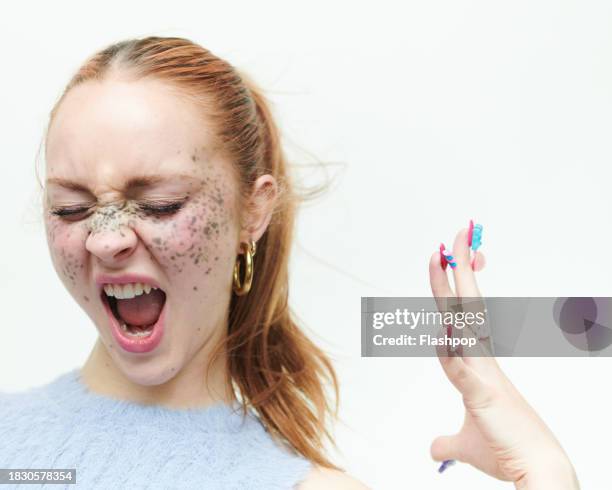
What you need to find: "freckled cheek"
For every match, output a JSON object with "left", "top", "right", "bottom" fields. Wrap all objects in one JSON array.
[
  {"left": 171, "top": 216, "right": 205, "bottom": 256},
  {"left": 45, "top": 221, "right": 89, "bottom": 287},
  {"left": 144, "top": 208, "right": 234, "bottom": 280}
]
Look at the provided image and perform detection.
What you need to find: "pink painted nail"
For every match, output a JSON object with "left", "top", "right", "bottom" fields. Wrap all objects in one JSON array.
[
  {"left": 468, "top": 219, "right": 474, "bottom": 247},
  {"left": 439, "top": 243, "right": 448, "bottom": 270}
]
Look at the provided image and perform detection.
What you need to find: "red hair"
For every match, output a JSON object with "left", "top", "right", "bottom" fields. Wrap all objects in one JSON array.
[{"left": 46, "top": 36, "right": 341, "bottom": 470}]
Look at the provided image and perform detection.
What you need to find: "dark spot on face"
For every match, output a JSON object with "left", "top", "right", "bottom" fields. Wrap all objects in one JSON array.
[
  {"left": 83, "top": 296, "right": 90, "bottom": 302},
  {"left": 193, "top": 286, "right": 198, "bottom": 291},
  {"left": 153, "top": 237, "right": 162, "bottom": 245}
]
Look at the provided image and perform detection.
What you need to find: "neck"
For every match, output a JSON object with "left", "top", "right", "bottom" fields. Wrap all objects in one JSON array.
[{"left": 80, "top": 336, "right": 235, "bottom": 410}]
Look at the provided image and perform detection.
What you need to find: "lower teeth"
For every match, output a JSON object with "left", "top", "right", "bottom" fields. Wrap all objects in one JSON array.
[{"left": 120, "top": 321, "right": 153, "bottom": 337}]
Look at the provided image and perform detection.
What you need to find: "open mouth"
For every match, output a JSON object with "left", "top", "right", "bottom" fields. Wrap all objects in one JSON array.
[{"left": 100, "top": 283, "right": 166, "bottom": 340}]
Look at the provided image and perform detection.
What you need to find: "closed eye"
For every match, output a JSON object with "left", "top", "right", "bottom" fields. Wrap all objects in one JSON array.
[
  {"left": 49, "top": 200, "right": 185, "bottom": 221},
  {"left": 138, "top": 201, "right": 184, "bottom": 216},
  {"left": 50, "top": 206, "right": 93, "bottom": 220}
]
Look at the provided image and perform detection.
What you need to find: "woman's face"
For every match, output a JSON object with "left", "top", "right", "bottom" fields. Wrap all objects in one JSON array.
[{"left": 44, "top": 78, "right": 250, "bottom": 386}]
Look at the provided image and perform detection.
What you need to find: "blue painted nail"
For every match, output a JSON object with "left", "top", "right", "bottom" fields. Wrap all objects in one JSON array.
[
  {"left": 438, "top": 459, "right": 456, "bottom": 473},
  {"left": 471, "top": 224, "right": 483, "bottom": 251},
  {"left": 441, "top": 249, "right": 456, "bottom": 269}
]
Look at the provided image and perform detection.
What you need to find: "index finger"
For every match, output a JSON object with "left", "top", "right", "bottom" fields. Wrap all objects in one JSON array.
[
  {"left": 429, "top": 250, "right": 455, "bottom": 312},
  {"left": 448, "top": 227, "right": 482, "bottom": 298}
]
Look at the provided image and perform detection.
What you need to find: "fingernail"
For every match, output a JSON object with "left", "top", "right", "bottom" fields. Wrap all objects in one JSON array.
[
  {"left": 468, "top": 219, "right": 474, "bottom": 246},
  {"left": 438, "top": 459, "right": 456, "bottom": 473},
  {"left": 439, "top": 243, "right": 448, "bottom": 270},
  {"left": 441, "top": 247, "right": 457, "bottom": 269},
  {"left": 471, "top": 224, "right": 483, "bottom": 251}
]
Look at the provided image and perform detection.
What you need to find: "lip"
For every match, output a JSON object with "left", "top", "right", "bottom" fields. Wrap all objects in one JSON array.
[
  {"left": 99, "top": 283, "right": 166, "bottom": 354},
  {"left": 95, "top": 273, "right": 162, "bottom": 293}
]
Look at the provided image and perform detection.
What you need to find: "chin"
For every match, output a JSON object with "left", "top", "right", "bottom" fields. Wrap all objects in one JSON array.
[
  {"left": 99, "top": 338, "right": 178, "bottom": 387},
  {"left": 116, "top": 361, "right": 179, "bottom": 387}
]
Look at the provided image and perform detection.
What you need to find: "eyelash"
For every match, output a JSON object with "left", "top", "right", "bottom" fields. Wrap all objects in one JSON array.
[{"left": 50, "top": 201, "right": 185, "bottom": 220}]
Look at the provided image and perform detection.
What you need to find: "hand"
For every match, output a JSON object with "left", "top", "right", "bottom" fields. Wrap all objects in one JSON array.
[{"left": 428, "top": 226, "right": 579, "bottom": 489}]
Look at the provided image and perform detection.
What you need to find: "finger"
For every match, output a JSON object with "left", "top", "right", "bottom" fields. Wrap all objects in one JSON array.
[
  {"left": 471, "top": 251, "right": 486, "bottom": 272},
  {"left": 449, "top": 227, "right": 481, "bottom": 298},
  {"left": 430, "top": 252, "right": 459, "bottom": 356},
  {"left": 435, "top": 345, "right": 495, "bottom": 408},
  {"left": 466, "top": 347, "right": 524, "bottom": 400},
  {"left": 429, "top": 251, "right": 455, "bottom": 312},
  {"left": 461, "top": 331, "right": 501, "bottom": 380},
  {"left": 430, "top": 434, "right": 463, "bottom": 462},
  {"left": 460, "top": 330, "right": 522, "bottom": 396}
]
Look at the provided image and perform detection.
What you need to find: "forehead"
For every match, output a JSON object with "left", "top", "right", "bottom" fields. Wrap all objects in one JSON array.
[{"left": 45, "top": 78, "right": 221, "bottom": 186}]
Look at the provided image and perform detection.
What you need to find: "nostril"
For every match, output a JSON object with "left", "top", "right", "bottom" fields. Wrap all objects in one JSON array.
[{"left": 114, "top": 246, "right": 134, "bottom": 260}]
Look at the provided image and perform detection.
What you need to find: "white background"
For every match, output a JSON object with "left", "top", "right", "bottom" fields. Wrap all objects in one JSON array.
[{"left": 1, "top": 1, "right": 611, "bottom": 488}]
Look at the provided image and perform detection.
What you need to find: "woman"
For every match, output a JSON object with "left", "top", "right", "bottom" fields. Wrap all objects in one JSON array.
[{"left": 0, "top": 36, "right": 579, "bottom": 489}]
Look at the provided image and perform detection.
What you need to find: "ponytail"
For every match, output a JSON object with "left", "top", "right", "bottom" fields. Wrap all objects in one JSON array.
[{"left": 209, "top": 75, "right": 342, "bottom": 469}]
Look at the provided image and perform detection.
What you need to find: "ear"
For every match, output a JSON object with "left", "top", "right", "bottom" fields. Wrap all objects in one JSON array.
[{"left": 237, "top": 174, "right": 278, "bottom": 253}]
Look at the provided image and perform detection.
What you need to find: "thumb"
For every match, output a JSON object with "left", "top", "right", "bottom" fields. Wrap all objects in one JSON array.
[{"left": 430, "top": 434, "right": 463, "bottom": 462}]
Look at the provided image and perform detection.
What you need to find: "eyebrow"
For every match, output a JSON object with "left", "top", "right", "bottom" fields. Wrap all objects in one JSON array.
[{"left": 45, "top": 173, "right": 197, "bottom": 193}]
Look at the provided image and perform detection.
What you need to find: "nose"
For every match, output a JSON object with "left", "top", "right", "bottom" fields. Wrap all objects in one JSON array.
[{"left": 86, "top": 224, "right": 138, "bottom": 264}]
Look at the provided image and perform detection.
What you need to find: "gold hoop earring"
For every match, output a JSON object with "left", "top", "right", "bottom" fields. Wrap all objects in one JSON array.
[{"left": 233, "top": 239, "right": 257, "bottom": 296}]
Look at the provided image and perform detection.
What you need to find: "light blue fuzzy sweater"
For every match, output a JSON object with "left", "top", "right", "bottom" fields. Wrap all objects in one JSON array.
[{"left": 0, "top": 369, "right": 313, "bottom": 489}]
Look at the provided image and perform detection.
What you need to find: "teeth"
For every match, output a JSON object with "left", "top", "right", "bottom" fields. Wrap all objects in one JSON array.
[
  {"left": 104, "top": 282, "right": 159, "bottom": 299},
  {"left": 119, "top": 321, "right": 153, "bottom": 337},
  {"left": 123, "top": 284, "right": 135, "bottom": 299},
  {"left": 113, "top": 284, "right": 125, "bottom": 299}
]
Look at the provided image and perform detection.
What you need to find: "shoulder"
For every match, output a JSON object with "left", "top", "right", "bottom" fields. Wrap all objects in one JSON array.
[
  {"left": 0, "top": 372, "right": 74, "bottom": 426},
  {"left": 0, "top": 385, "right": 50, "bottom": 421},
  {"left": 0, "top": 388, "right": 52, "bottom": 443},
  {"left": 295, "top": 466, "right": 370, "bottom": 490}
]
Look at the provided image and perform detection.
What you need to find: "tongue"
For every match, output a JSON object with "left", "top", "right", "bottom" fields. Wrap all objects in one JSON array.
[{"left": 116, "top": 289, "right": 165, "bottom": 326}]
